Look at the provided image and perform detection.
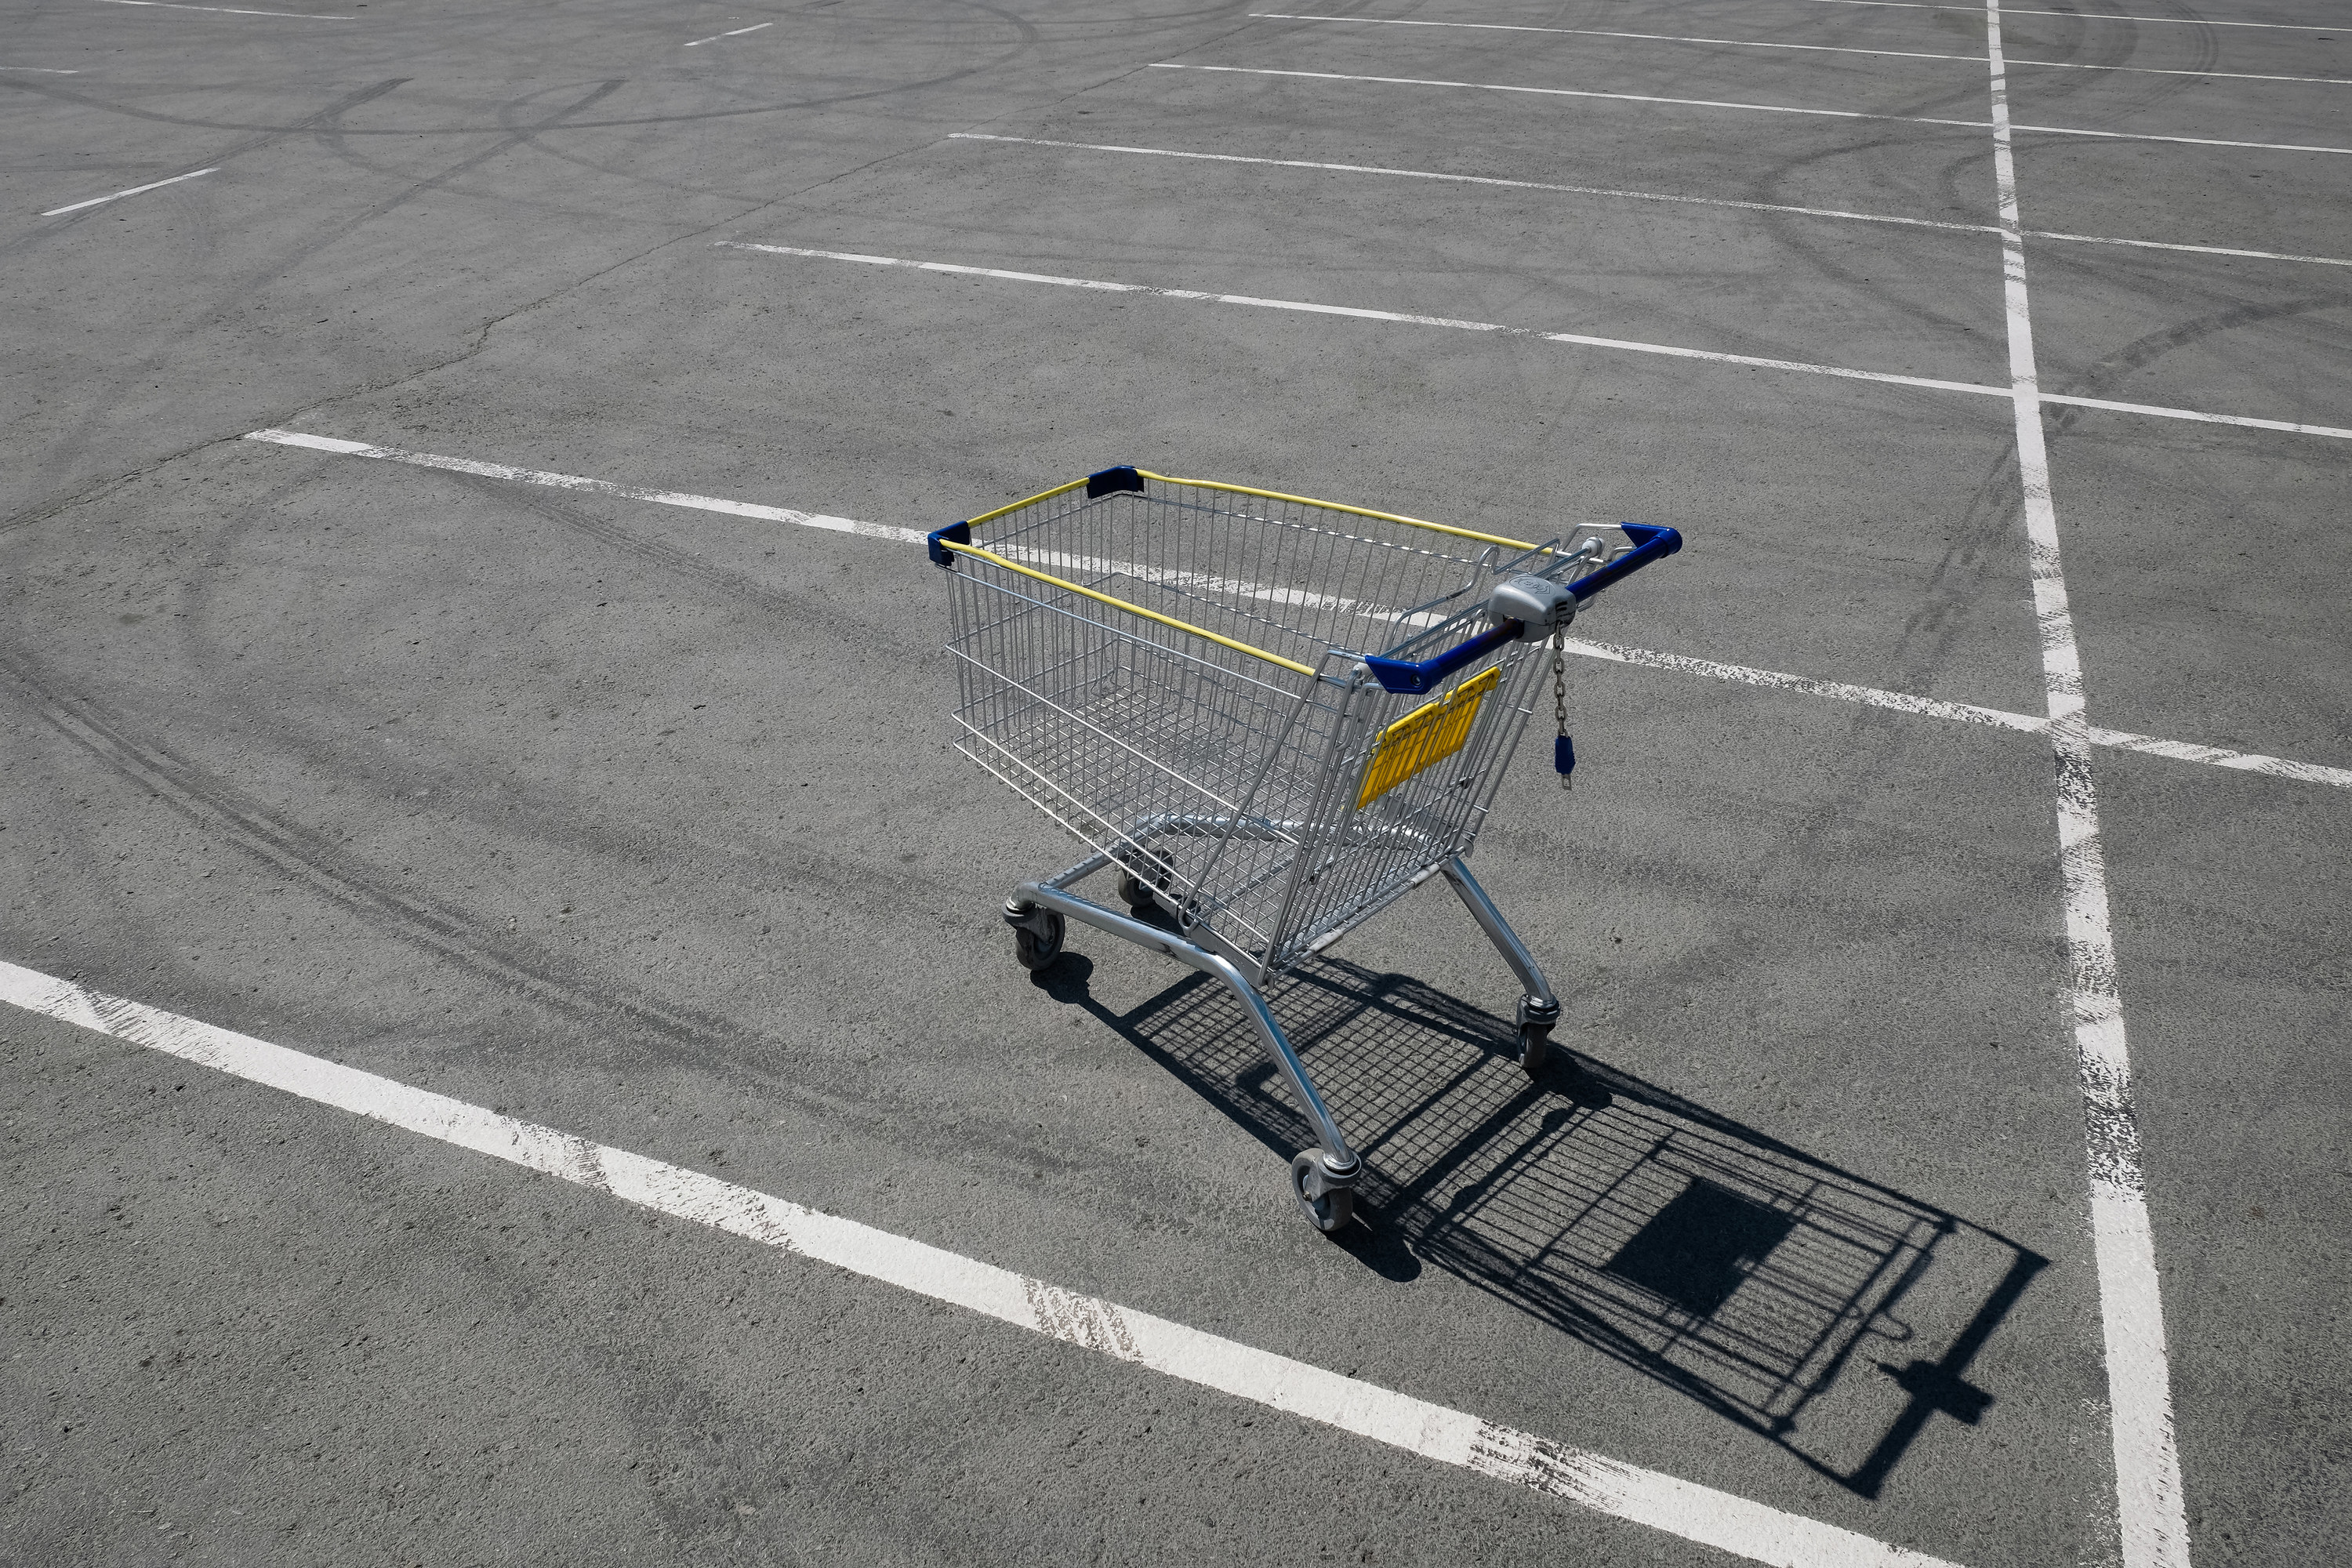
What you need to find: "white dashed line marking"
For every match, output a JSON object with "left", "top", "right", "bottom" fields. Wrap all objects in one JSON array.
[
  {"left": 238, "top": 429, "right": 2352, "bottom": 793},
  {"left": 1806, "top": 0, "right": 2327, "bottom": 29},
  {"left": 0, "top": 956, "right": 1965, "bottom": 1568},
  {"left": 711, "top": 240, "right": 2352, "bottom": 441},
  {"left": 1249, "top": 13, "right": 2352, "bottom": 85},
  {"left": 240, "top": 428, "right": 923, "bottom": 544},
  {"left": 39, "top": 166, "right": 216, "bottom": 217},
  {"left": 92, "top": 0, "right": 354, "bottom": 16},
  {"left": 1150, "top": 62, "right": 2352, "bottom": 158},
  {"left": 949, "top": 133, "right": 2352, "bottom": 271},
  {"left": 684, "top": 20, "right": 771, "bottom": 46}
]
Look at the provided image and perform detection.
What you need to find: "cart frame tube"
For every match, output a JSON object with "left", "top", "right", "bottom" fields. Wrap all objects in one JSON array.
[
  {"left": 1439, "top": 856, "right": 1558, "bottom": 1011},
  {"left": 1011, "top": 860, "right": 1362, "bottom": 1184}
]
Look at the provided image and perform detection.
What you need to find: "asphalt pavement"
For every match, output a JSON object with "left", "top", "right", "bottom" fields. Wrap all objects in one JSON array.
[{"left": 3, "top": 2, "right": 2346, "bottom": 1564}]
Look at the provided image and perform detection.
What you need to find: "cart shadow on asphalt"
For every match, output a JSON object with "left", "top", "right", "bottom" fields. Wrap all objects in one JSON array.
[{"left": 1035, "top": 953, "right": 2048, "bottom": 1501}]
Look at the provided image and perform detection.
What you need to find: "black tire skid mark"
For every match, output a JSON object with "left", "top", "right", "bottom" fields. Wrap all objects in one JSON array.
[
  {"left": 9, "top": 79, "right": 411, "bottom": 525},
  {"left": 15, "top": 79, "right": 627, "bottom": 529},
  {"left": 2046, "top": 289, "right": 2352, "bottom": 439},
  {"left": 0, "top": 642, "right": 774, "bottom": 1073},
  {"left": 8, "top": 79, "right": 409, "bottom": 514},
  {"left": 453, "top": 472, "right": 869, "bottom": 640},
  {"left": 158, "top": 459, "right": 883, "bottom": 893},
  {"left": 1, "top": 78, "right": 409, "bottom": 263},
  {"left": 0, "top": 17, "right": 1052, "bottom": 144},
  {"left": 0, "top": 648, "right": 1123, "bottom": 1199},
  {"left": 1719, "top": 129, "right": 2028, "bottom": 716}
]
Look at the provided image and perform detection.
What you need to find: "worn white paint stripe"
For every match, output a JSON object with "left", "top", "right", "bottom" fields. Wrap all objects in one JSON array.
[
  {"left": 0, "top": 957, "right": 1960, "bottom": 1568},
  {"left": 1573, "top": 639, "right": 2352, "bottom": 786},
  {"left": 1570, "top": 639, "right": 2047, "bottom": 734},
  {"left": 39, "top": 166, "right": 217, "bottom": 217},
  {"left": 93, "top": 0, "right": 354, "bottom": 16},
  {"left": 717, "top": 236, "right": 2006, "bottom": 396},
  {"left": 1248, "top": 13, "right": 2352, "bottom": 85},
  {"left": 949, "top": 132, "right": 2352, "bottom": 271},
  {"left": 238, "top": 429, "right": 925, "bottom": 546},
  {"left": 716, "top": 240, "right": 2352, "bottom": 442},
  {"left": 2034, "top": 392, "right": 2351, "bottom": 438},
  {"left": 2, "top": 66, "right": 84, "bottom": 72},
  {"left": 1984, "top": 6, "right": 2190, "bottom": 1566},
  {"left": 1809, "top": 0, "right": 2318, "bottom": 28},
  {"left": 2024, "top": 230, "right": 2352, "bottom": 270},
  {"left": 2083, "top": 727, "right": 2352, "bottom": 788},
  {"left": 684, "top": 20, "right": 771, "bottom": 45},
  {"left": 1151, "top": 63, "right": 2352, "bottom": 158},
  {"left": 953, "top": 129, "right": 2002, "bottom": 232},
  {"left": 239, "top": 427, "right": 2352, "bottom": 793}
]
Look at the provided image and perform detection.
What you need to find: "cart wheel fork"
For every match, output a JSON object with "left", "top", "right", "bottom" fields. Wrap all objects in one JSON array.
[{"left": 1004, "top": 898, "right": 1065, "bottom": 971}]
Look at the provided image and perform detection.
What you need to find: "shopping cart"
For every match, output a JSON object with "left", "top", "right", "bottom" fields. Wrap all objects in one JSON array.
[{"left": 927, "top": 466, "right": 1680, "bottom": 1232}]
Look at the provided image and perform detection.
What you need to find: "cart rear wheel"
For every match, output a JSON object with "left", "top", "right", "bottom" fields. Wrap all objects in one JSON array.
[
  {"left": 1290, "top": 1150, "right": 1357, "bottom": 1233},
  {"left": 1115, "top": 858, "right": 1172, "bottom": 912},
  {"left": 1014, "top": 910, "right": 1065, "bottom": 971}
]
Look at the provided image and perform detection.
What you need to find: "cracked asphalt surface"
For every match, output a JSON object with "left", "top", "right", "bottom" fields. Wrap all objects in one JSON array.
[{"left": 3, "top": 1, "right": 2347, "bottom": 1564}]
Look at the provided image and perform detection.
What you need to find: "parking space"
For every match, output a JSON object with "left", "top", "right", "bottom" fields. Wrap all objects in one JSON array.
[{"left": 5, "top": 1, "right": 2347, "bottom": 1565}]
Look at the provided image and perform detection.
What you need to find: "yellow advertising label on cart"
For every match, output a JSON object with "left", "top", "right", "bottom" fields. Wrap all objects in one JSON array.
[{"left": 1356, "top": 666, "right": 1504, "bottom": 810}]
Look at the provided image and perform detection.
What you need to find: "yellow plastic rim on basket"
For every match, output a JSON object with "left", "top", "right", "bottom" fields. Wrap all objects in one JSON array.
[{"left": 1356, "top": 666, "right": 1504, "bottom": 809}]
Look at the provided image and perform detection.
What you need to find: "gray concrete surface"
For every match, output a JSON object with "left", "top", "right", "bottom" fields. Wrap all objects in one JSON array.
[{"left": 2, "top": 0, "right": 2345, "bottom": 1563}]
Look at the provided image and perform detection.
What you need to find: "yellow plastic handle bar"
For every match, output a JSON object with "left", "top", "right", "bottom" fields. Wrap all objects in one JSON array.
[
  {"left": 961, "top": 470, "right": 1541, "bottom": 556},
  {"left": 941, "top": 541, "right": 1319, "bottom": 679},
  {"left": 1134, "top": 472, "right": 1540, "bottom": 554}
]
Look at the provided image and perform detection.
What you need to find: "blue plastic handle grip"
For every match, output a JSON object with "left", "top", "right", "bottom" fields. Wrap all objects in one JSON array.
[
  {"left": 1567, "top": 523, "right": 1682, "bottom": 602},
  {"left": 1359, "top": 524, "right": 1682, "bottom": 694},
  {"left": 1362, "top": 622, "right": 1515, "bottom": 695}
]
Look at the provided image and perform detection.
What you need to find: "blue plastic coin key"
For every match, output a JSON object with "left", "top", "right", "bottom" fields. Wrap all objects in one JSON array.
[{"left": 1555, "top": 735, "right": 1577, "bottom": 779}]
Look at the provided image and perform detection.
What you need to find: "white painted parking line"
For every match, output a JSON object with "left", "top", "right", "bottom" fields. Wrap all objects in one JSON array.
[
  {"left": 0, "top": 956, "right": 1965, "bottom": 1568},
  {"left": 239, "top": 429, "right": 924, "bottom": 545},
  {"left": 1808, "top": 0, "right": 2324, "bottom": 29},
  {"left": 39, "top": 166, "right": 217, "bottom": 217},
  {"left": 1575, "top": 640, "right": 2352, "bottom": 789},
  {"left": 93, "top": 0, "right": 354, "bottom": 16},
  {"left": 1, "top": 66, "right": 83, "bottom": 73},
  {"left": 1150, "top": 62, "right": 2352, "bottom": 158},
  {"left": 1981, "top": 5, "right": 2188, "bottom": 1566},
  {"left": 238, "top": 429, "right": 2352, "bottom": 793},
  {"left": 1250, "top": 13, "right": 2352, "bottom": 85},
  {"left": 713, "top": 240, "right": 2352, "bottom": 442},
  {"left": 684, "top": 20, "right": 771, "bottom": 46},
  {"left": 950, "top": 133, "right": 2352, "bottom": 271}
]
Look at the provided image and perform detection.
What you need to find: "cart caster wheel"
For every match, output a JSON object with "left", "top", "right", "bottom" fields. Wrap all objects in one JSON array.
[
  {"left": 1012, "top": 909, "right": 1065, "bottom": 971},
  {"left": 1517, "top": 1023, "right": 1554, "bottom": 1078},
  {"left": 1290, "top": 1150, "right": 1357, "bottom": 1233},
  {"left": 1515, "top": 995, "right": 1560, "bottom": 1079}
]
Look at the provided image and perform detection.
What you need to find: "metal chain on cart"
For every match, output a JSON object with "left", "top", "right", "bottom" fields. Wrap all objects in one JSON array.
[{"left": 1551, "top": 623, "right": 1574, "bottom": 790}]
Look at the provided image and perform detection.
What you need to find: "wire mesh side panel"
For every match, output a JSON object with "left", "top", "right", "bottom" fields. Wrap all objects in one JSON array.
[
  {"left": 944, "top": 554, "right": 1339, "bottom": 962},
  {"left": 946, "top": 476, "right": 1612, "bottom": 969},
  {"left": 1267, "top": 643, "right": 1549, "bottom": 969}
]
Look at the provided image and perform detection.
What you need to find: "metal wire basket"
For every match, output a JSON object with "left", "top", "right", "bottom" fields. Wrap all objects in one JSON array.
[{"left": 928, "top": 465, "right": 1679, "bottom": 1230}]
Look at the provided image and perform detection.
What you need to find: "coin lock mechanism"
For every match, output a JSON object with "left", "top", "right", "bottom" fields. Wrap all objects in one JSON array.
[{"left": 1486, "top": 574, "right": 1580, "bottom": 786}]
